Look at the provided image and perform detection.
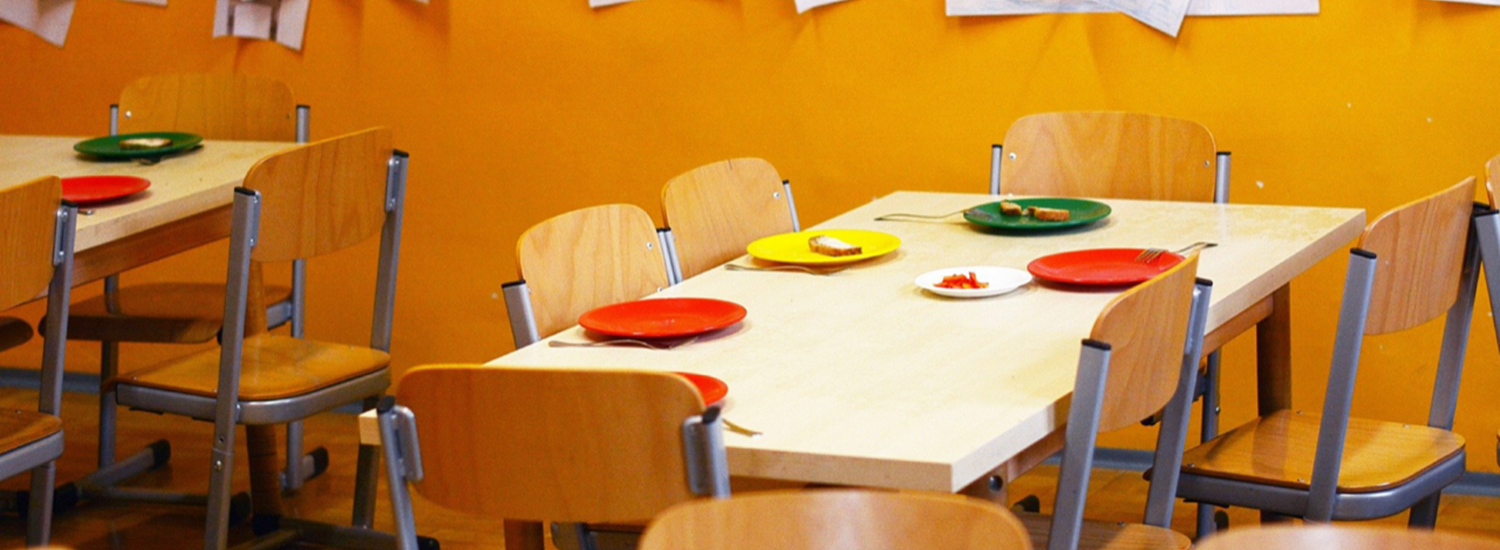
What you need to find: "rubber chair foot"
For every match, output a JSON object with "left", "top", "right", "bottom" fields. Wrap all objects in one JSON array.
[
  {"left": 229, "top": 491, "right": 253, "bottom": 527},
  {"left": 309, "top": 446, "right": 330, "bottom": 479},
  {"left": 147, "top": 439, "right": 172, "bottom": 468},
  {"left": 1214, "top": 510, "right": 1229, "bottom": 531},
  {"left": 419, "top": 535, "right": 441, "bottom": 550},
  {"left": 1012, "top": 495, "right": 1041, "bottom": 514}
]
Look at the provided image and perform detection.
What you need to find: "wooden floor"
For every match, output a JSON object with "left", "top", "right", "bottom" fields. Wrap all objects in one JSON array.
[{"left": 2, "top": 388, "right": 1499, "bottom": 549}]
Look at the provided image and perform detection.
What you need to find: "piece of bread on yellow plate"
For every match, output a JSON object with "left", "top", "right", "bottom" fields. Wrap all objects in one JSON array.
[{"left": 808, "top": 235, "right": 863, "bottom": 257}]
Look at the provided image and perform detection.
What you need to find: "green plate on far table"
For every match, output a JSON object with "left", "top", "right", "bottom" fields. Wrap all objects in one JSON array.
[
  {"left": 963, "top": 198, "right": 1112, "bottom": 231},
  {"left": 73, "top": 132, "right": 204, "bottom": 160}
]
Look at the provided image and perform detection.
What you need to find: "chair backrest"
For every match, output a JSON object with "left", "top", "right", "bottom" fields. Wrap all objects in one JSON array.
[
  {"left": 1193, "top": 525, "right": 1500, "bottom": 550},
  {"left": 242, "top": 127, "right": 393, "bottom": 263},
  {"left": 1089, "top": 254, "right": 1201, "bottom": 432},
  {"left": 639, "top": 490, "right": 1033, "bottom": 550},
  {"left": 0, "top": 177, "right": 63, "bottom": 310},
  {"left": 661, "top": 158, "right": 793, "bottom": 280},
  {"left": 118, "top": 73, "right": 296, "bottom": 141},
  {"left": 516, "top": 204, "right": 671, "bottom": 340},
  {"left": 396, "top": 365, "right": 716, "bottom": 523},
  {"left": 1357, "top": 178, "right": 1474, "bottom": 335},
  {"left": 999, "top": 112, "right": 1217, "bottom": 202}
]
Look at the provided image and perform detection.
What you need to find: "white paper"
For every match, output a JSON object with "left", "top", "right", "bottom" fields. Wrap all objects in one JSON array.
[
  {"left": 589, "top": 0, "right": 636, "bottom": 7},
  {"left": 0, "top": 0, "right": 75, "bottom": 47},
  {"left": 795, "top": 0, "right": 854, "bottom": 13},
  {"left": 949, "top": 0, "right": 1316, "bottom": 17},
  {"left": 117, "top": 0, "right": 167, "bottom": 5},
  {"left": 1092, "top": 0, "right": 1190, "bottom": 35},
  {"left": 232, "top": 2, "right": 272, "bottom": 39},
  {"left": 213, "top": 0, "right": 310, "bottom": 51},
  {"left": 1426, "top": 0, "right": 1500, "bottom": 4},
  {"left": 1186, "top": 0, "right": 1317, "bottom": 15}
]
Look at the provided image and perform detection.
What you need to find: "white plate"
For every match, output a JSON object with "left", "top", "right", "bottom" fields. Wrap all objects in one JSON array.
[{"left": 915, "top": 266, "right": 1033, "bottom": 298}]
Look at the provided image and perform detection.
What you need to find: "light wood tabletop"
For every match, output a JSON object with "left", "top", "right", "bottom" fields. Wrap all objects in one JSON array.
[
  {"left": 365, "top": 191, "right": 1364, "bottom": 496},
  {"left": 0, "top": 135, "right": 292, "bottom": 288}
]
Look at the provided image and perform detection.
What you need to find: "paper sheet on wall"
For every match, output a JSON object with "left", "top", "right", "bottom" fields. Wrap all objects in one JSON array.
[
  {"left": 948, "top": 0, "right": 1317, "bottom": 17},
  {"left": 795, "top": 0, "right": 855, "bottom": 13},
  {"left": 0, "top": 0, "right": 75, "bottom": 46},
  {"left": 1426, "top": 0, "right": 1500, "bottom": 4},
  {"left": 213, "top": 0, "right": 310, "bottom": 51},
  {"left": 117, "top": 0, "right": 167, "bottom": 6},
  {"left": 1092, "top": 0, "right": 1190, "bottom": 35},
  {"left": 590, "top": 0, "right": 637, "bottom": 7}
]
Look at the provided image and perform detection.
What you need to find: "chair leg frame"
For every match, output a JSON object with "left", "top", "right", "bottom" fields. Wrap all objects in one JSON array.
[{"left": 1144, "top": 279, "right": 1213, "bottom": 528}]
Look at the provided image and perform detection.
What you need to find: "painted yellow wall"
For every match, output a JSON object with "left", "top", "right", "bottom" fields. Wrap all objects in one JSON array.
[{"left": 3, "top": 0, "right": 1500, "bottom": 471}]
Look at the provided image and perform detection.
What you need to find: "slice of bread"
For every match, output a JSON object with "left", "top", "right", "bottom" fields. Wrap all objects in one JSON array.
[
  {"left": 809, "top": 235, "right": 863, "bottom": 257},
  {"left": 1031, "top": 207, "right": 1071, "bottom": 222},
  {"left": 999, "top": 201, "right": 1023, "bottom": 216},
  {"left": 119, "top": 137, "right": 173, "bottom": 150}
]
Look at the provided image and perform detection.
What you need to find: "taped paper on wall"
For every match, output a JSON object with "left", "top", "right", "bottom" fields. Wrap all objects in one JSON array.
[
  {"left": 1425, "top": 0, "right": 1500, "bottom": 5},
  {"left": 1092, "top": 0, "right": 1191, "bottom": 36},
  {"left": 590, "top": 0, "right": 637, "bottom": 7},
  {"left": 948, "top": 0, "right": 1317, "bottom": 17},
  {"left": 117, "top": 0, "right": 167, "bottom": 6},
  {"left": 213, "top": 0, "right": 310, "bottom": 51},
  {"left": 795, "top": 0, "right": 855, "bottom": 12},
  {"left": 0, "top": 0, "right": 75, "bottom": 47}
]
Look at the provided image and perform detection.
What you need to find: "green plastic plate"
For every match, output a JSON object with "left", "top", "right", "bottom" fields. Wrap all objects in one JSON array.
[
  {"left": 74, "top": 132, "right": 204, "bottom": 159},
  {"left": 963, "top": 198, "right": 1112, "bottom": 230}
]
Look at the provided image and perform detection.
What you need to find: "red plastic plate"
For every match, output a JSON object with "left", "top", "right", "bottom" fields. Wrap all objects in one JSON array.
[
  {"left": 60, "top": 175, "right": 150, "bottom": 205},
  {"left": 578, "top": 297, "right": 747, "bottom": 339},
  {"left": 674, "top": 372, "right": 728, "bottom": 405},
  {"left": 1027, "top": 248, "right": 1184, "bottom": 286}
]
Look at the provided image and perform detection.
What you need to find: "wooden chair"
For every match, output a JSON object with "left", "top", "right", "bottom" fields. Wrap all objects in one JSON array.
[
  {"left": 1175, "top": 179, "right": 1478, "bottom": 528},
  {"left": 638, "top": 490, "right": 1033, "bottom": 550},
  {"left": 0, "top": 176, "right": 76, "bottom": 546},
  {"left": 1020, "top": 255, "right": 1211, "bottom": 550},
  {"left": 375, "top": 365, "right": 731, "bottom": 550},
  {"left": 993, "top": 111, "right": 1245, "bottom": 531},
  {"left": 660, "top": 158, "right": 799, "bottom": 281},
  {"left": 1193, "top": 525, "right": 1500, "bottom": 550},
  {"left": 504, "top": 204, "right": 672, "bottom": 347},
  {"left": 105, "top": 128, "right": 411, "bottom": 550},
  {"left": 58, "top": 73, "right": 321, "bottom": 513}
]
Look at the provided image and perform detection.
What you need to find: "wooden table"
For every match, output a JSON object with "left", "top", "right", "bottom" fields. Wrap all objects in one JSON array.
[
  {"left": 0, "top": 135, "right": 291, "bottom": 288},
  {"left": 362, "top": 191, "right": 1361, "bottom": 503}
]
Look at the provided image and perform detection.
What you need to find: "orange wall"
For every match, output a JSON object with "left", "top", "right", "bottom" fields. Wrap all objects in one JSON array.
[{"left": 4, "top": 0, "right": 1500, "bottom": 470}]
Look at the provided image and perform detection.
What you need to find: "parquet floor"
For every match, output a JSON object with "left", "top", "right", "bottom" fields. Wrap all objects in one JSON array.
[{"left": 1, "top": 389, "right": 1498, "bottom": 549}]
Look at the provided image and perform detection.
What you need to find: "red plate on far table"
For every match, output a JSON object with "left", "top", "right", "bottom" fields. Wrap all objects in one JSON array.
[
  {"left": 60, "top": 175, "right": 150, "bottom": 205},
  {"left": 674, "top": 372, "right": 728, "bottom": 405},
  {"left": 579, "top": 297, "right": 747, "bottom": 339},
  {"left": 1027, "top": 249, "right": 1185, "bottom": 286}
]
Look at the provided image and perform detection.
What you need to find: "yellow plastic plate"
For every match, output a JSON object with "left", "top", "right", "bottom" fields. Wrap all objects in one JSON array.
[{"left": 746, "top": 229, "right": 902, "bottom": 265}]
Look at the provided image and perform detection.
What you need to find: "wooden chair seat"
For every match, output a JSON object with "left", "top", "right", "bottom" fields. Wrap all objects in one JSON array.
[
  {"left": 1015, "top": 512, "right": 1189, "bottom": 550},
  {"left": 67, "top": 283, "right": 293, "bottom": 343},
  {"left": 0, "top": 316, "right": 32, "bottom": 352},
  {"left": 1181, "top": 410, "right": 1464, "bottom": 493},
  {"left": 112, "top": 334, "right": 389, "bottom": 401},
  {"left": 0, "top": 408, "right": 62, "bottom": 456}
]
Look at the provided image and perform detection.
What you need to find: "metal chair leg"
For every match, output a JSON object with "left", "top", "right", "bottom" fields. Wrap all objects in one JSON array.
[
  {"left": 1408, "top": 493, "right": 1442, "bottom": 528},
  {"left": 25, "top": 462, "right": 56, "bottom": 546}
]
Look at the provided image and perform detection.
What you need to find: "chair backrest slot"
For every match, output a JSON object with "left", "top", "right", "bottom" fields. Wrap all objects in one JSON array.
[
  {"left": 0, "top": 177, "right": 64, "bottom": 309},
  {"left": 1357, "top": 178, "right": 1475, "bottom": 334},
  {"left": 243, "top": 127, "right": 394, "bottom": 263},
  {"left": 1000, "top": 112, "right": 1217, "bottom": 203},
  {"left": 119, "top": 73, "right": 297, "bottom": 141},
  {"left": 661, "top": 158, "right": 794, "bottom": 280},
  {"left": 396, "top": 365, "right": 709, "bottom": 523},
  {"left": 515, "top": 204, "right": 671, "bottom": 340}
]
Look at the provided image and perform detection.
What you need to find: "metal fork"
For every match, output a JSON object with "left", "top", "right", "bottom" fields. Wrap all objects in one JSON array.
[
  {"left": 548, "top": 336, "right": 699, "bottom": 350},
  {"left": 725, "top": 264, "right": 849, "bottom": 276},
  {"left": 875, "top": 208, "right": 994, "bottom": 222},
  {"left": 1135, "top": 241, "right": 1217, "bottom": 263},
  {"left": 723, "top": 418, "right": 763, "bottom": 438}
]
